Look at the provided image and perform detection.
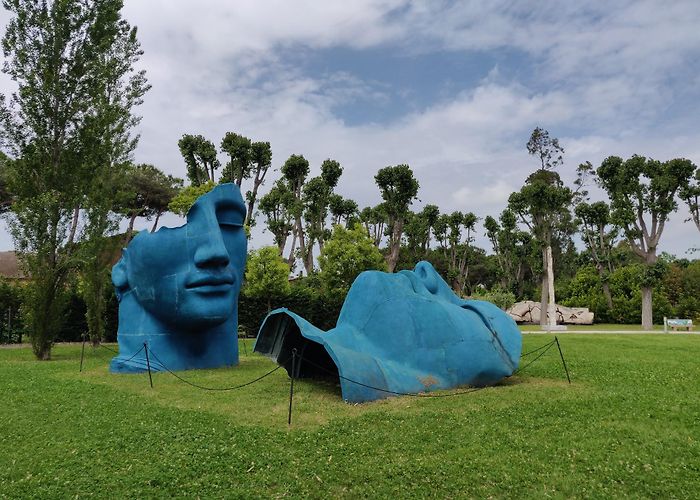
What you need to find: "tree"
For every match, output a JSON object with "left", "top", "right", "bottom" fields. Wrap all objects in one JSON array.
[
  {"left": 300, "top": 159, "right": 343, "bottom": 272},
  {"left": 509, "top": 131, "right": 573, "bottom": 328},
  {"left": 116, "top": 163, "right": 182, "bottom": 244},
  {"left": 0, "top": 151, "right": 13, "bottom": 212},
  {"left": 527, "top": 127, "right": 564, "bottom": 171},
  {"left": 0, "top": 0, "right": 149, "bottom": 359},
  {"left": 318, "top": 224, "right": 387, "bottom": 292},
  {"left": 244, "top": 141, "right": 272, "bottom": 228},
  {"left": 178, "top": 134, "right": 219, "bottom": 185},
  {"left": 574, "top": 201, "right": 618, "bottom": 309},
  {"left": 329, "top": 195, "right": 357, "bottom": 226},
  {"left": 167, "top": 182, "right": 215, "bottom": 217},
  {"left": 596, "top": 155, "right": 696, "bottom": 329},
  {"left": 220, "top": 132, "right": 252, "bottom": 187},
  {"left": 243, "top": 246, "right": 291, "bottom": 312},
  {"left": 281, "top": 154, "right": 310, "bottom": 269},
  {"left": 258, "top": 180, "right": 295, "bottom": 255},
  {"left": 679, "top": 165, "right": 700, "bottom": 233},
  {"left": 374, "top": 164, "right": 419, "bottom": 272},
  {"left": 359, "top": 204, "right": 387, "bottom": 247},
  {"left": 433, "top": 211, "right": 478, "bottom": 293}
]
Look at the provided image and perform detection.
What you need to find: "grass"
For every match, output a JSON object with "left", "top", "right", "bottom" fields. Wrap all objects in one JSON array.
[
  {"left": 520, "top": 323, "right": 667, "bottom": 332},
  {"left": 1, "top": 335, "right": 699, "bottom": 498}
]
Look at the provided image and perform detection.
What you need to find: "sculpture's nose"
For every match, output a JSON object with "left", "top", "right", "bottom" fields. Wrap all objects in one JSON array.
[{"left": 194, "top": 230, "right": 230, "bottom": 268}]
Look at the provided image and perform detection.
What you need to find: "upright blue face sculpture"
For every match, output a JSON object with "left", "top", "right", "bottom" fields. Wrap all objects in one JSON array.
[
  {"left": 110, "top": 183, "right": 247, "bottom": 373},
  {"left": 254, "top": 261, "right": 521, "bottom": 402}
]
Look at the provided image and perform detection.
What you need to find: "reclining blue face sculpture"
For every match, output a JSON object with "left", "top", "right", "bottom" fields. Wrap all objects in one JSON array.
[
  {"left": 254, "top": 261, "right": 522, "bottom": 403},
  {"left": 110, "top": 183, "right": 247, "bottom": 373}
]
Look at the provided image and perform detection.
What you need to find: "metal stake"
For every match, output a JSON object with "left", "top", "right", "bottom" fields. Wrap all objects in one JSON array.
[
  {"left": 79, "top": 332, "right": 86, "bottom": 372},
  {"left": 288, "top": 348, "right": 297, "bottom": 426},
  {"left": 554, "top": 336, "right": 571, "bottom": 384},
  {"left": 144, "top": 342, "right": 153, "bottom": 388}
]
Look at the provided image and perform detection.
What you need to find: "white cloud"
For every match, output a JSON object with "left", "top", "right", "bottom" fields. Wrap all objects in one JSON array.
[{"left": 1, "top": 0, "right": 699, "bottom": 256}]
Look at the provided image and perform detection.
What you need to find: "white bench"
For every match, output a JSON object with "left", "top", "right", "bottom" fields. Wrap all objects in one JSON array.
[{"left": 664, "top": 318, "right": 693, "bottom": 332}]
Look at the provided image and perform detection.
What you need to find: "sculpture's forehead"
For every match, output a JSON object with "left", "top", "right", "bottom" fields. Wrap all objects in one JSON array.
[
  {"left": 188, "top": 184, "right": 246, "bottom": 222},
  {"left": 126, "top": 183, "right": 247, "bottom": 253}
]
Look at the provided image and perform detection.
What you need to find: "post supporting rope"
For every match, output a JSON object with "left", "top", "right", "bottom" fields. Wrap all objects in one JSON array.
[
  {"left": 288, "top": 348, "right": 297, "bottom": 426},
  {"left": 554, "top": 336, "right": 571, "bottom": 384},
  {"left": 144, "top": 342, "right": 154, "bottom": 388}
]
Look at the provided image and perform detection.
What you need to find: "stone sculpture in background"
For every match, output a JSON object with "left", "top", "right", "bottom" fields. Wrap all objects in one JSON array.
[
  {"left": 110, "top": 183, "right": 247, "bottom": 373},
  {"left": 507, "top": 300, "right": 594, "bottom": 325},
  {"left": 254, "top": 261, "right": 522, "bottom": 402}
]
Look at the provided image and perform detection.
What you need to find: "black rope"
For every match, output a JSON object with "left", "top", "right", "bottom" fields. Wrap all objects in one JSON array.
[
  {"left": 298, "top": 353, "right": 484, "bottom": 398},
  {"left": 144, "top": 346, "right": 287, "bottom": 392},
  {"left": 97, "top": 343, "right": 119, "bottom": 354},
  {"left": 520, "top": 340, "right": 556, "bottom": 358},
  {"left": 296, "top": 338, "right": 558, "bottom": 399},
  {"left": 513, "top": 341, "right": 556, "bottom": 375},
  {"left": 99, "top": 343, "right": 146, "bottom": 364}
]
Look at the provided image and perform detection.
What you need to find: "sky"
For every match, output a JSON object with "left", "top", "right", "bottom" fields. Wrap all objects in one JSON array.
[{"left": 1, "top": 0, "right": 699, "bottom": 256}]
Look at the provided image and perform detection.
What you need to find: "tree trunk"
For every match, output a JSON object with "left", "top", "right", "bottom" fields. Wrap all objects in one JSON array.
[
  {"left": 296, "top": 219, "right": 312, "bottom": 275},
  {"left": 67, "top": 205, "right": 80, "bottom": 246},
  {"left": 277, "top": 238, "right": 286, "bottom": 256},
  {"left": 602, "top": 281, "right": 613, "bottom": 310},
  {"left": 546, "top": 244, "right": 556, "bottom": 328},
  {"left": 387, "top": 220, "right": 403, "bottom": 273},
  {"left": 287, "top": 230, "right": 297, "bottom": 267},
  {"left": 151, "top": 211, "right": 162, "bottom": 232},
  {"left": 245, "top": 180, "right": 261, "bottom": 227},
  {"left": 641, "top": 286, "right": 653, "bottom": 330},
  {"left": 124, "top": 212, "right": 138, "bottom": 246},
  {"left": 540, "top": 250, "right": 548, "bottom": 327}
]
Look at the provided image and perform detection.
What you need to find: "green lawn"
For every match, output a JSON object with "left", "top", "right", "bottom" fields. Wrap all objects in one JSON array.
[
  {"left": 520, "top": 323, "right": 667, "bottom": 332},
  {"left": 1, "top": 335, "right": 699, "bottom": 498}
]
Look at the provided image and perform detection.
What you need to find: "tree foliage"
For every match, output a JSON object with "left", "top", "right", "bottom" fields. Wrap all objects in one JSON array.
[
  {"left": 318, "top": 224, "right": 386, "bottom": 292},
  {"left": 0, "top": 0, "right": 148, "bottom": 359},
  {"left": 167, "top": 181, "right": 214, "bottom": 217},
  {"left": 679, "top": 165, "right": 700, "bottom": 233},
  {"left": 259, "top": 179, "right": 295, "bottom": 255},
  {"left": 243, "top": 246, "right": 291, "bottom": 310},
  {"left": 374, "top": 164, "right": 419, "bottom": 272},
  {"left": 178, "top": 134, "right": 219, "bottom": 185},
  {"left": 116, "top": 163, "right": 182, "bottom": 242},
  {"left": 596, "top": 155, "right": 696, "bottom": 328}
]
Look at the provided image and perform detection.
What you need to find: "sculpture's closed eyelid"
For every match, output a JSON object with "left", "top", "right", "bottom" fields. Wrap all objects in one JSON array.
[{"left": 216, "top": 206, "right": 245, "bottom": 226}]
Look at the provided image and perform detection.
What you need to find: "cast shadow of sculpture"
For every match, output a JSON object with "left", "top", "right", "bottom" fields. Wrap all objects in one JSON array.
[
  {"left": 254, "top": 261, "right": 522, "bottom": 402},
  {"left": 110, "top": 183, "right": 247, "bottom": 373}
]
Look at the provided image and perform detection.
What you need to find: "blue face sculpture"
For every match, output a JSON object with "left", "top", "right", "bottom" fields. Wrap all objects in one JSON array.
[
  {"left": 254, "top": 261, "right": 522, "bottom": 402},
  {"left": 110, "top": 183, "right": 247, "bottom": 373}
]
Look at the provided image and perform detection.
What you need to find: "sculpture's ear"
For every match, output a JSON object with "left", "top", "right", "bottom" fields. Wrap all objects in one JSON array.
[{"left": 112, "top": 250, "right": 130, "bottom": 300}]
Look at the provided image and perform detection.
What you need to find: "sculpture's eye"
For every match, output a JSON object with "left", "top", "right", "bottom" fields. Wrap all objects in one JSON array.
[{"left": 217, "top": 205, "right": 244, "bottom": 228}]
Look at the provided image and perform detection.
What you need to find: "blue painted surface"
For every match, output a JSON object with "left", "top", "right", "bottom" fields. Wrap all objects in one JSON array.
[
  {"left": 254, "top": 261, "right": 522, "bottom": 402},
  {"left": 110, "top": 183, "right": 247, "bottom": 373}
]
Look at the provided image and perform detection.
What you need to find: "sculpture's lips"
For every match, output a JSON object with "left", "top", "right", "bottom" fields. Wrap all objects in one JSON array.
[{"left": 185, "top": 274, "right": 235, "bottom": 291}]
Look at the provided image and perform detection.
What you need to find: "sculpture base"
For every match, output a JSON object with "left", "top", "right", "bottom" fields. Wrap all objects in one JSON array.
[{"left": 542, "top": 324, "right": 568, "bottom": 331}]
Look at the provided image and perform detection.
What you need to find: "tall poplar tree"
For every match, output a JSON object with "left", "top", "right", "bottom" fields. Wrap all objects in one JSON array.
[{"left": 0, "top": 0, "right": 149, "bottom": 359}]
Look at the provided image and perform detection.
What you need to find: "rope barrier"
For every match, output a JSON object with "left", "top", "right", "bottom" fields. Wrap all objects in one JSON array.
[
  {"left": 299, "top": 353, "right": 485, "bottom": 398},
  {"left": 520, "top": 339, "right": 556, "bottom": 358},
  {"left": 296, "top": 337, "right": 563, "bottom": 399},
  {"left": 84, "top": 337, "right": 563, "bottom": 397},
  {"left": 144, "top": 346, "right": 287, "bottom": 392},
  {"left": 513, "top": 341, "right": 557, "bottom": 375}
]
